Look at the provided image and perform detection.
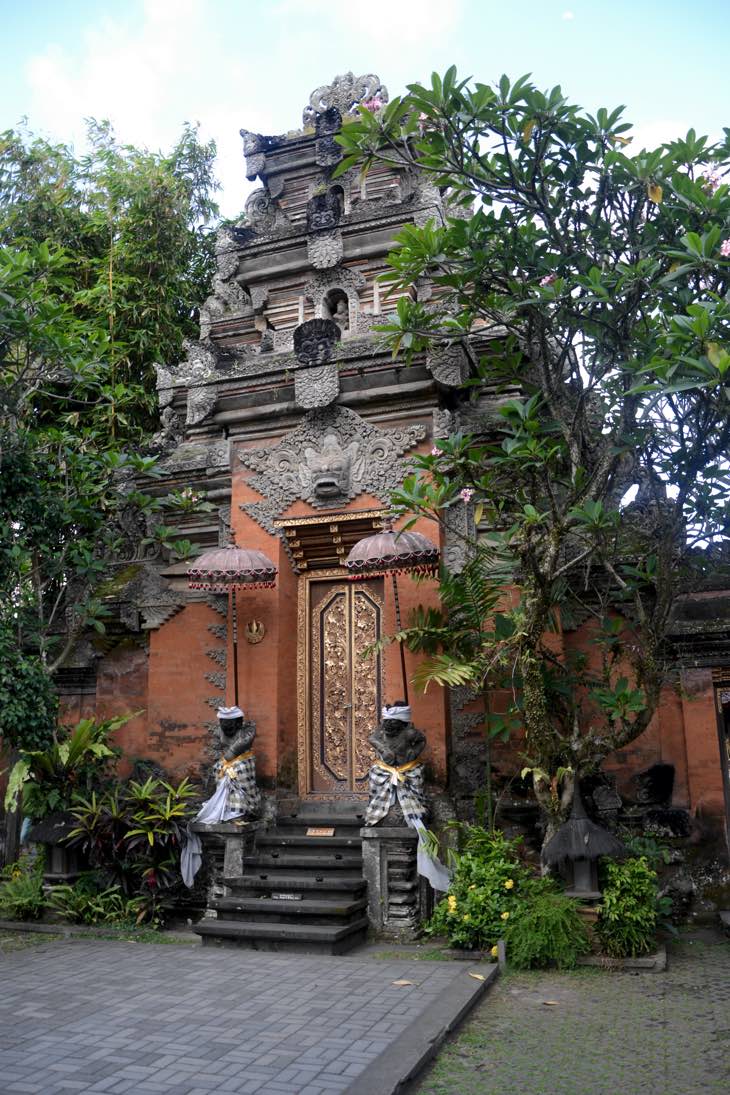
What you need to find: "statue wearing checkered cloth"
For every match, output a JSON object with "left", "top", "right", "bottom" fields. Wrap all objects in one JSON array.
[
  {"left": 181, "top": 706, "right": 261, "bottom": 887},
  {"left": 364, "top": 703, "right": 451, "bottom": 892}
]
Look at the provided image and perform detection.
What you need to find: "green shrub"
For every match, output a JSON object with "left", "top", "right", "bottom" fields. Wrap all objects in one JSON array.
[
  {"left": 425, "top": 827, "right": 530, "bottom": 950},
  {"left": 504, "top": 883, "right": 590, "bottom": 969},
  {"left": 597, "top": 856, "right": 659, "bottom": 957},
  {"left": 0, "top": 856, "right": 45, "bottom": 920},
  {"left": 4, "top": 714, "right": 132, "bottom": 819},
  {"left": 48, "top": 876, "right": 145, "bottom": 926},
  {"left": 66, "top": 776, "right": 197, "bottom": 924}
]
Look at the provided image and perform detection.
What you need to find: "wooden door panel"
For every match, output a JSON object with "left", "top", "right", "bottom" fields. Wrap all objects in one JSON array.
[{"left": 307, "top": 577, "right": 382, "bottom": 795}]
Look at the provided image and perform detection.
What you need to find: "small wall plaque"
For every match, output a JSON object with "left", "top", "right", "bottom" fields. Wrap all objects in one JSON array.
[
  {"left": 306, "top": 826, "right": 335, "bottom": 837},
  {"left": 271, "top": 892, "right": 303, "bottom": 901}
]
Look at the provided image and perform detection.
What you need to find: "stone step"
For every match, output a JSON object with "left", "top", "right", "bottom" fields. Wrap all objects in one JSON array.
[
  {"left": 211, "top": 895, "right": 368, "bottom": 920},
  {"left": 228, "top": 873, "right": 366, "bottom": 895},
  {"left": 243, "top": 853, "right": 362, "bottom": 871},
  {"left": 195, "top": 915, "right": 369, "bottom": 955},
  {"left": 256, "top": 834, "right": 362, "bottom": 849},
  {"left": 276, "top": 811, "right": 366, "bottom": 831}
]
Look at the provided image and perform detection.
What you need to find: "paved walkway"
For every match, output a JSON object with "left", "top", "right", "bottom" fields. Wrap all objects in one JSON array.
[
  {"left": 415, "top": 932, "right": 730, "bottom": 1095},
  {"left": 0, "top": 939, "right": 490, "bottom": 1095}
]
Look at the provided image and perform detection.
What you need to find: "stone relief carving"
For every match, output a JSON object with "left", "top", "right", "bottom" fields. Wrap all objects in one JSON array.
[
  {"left": 294, "top": 365, "right": 339, "bottom": 409},
  {"left": 427, "top": 342, "right": 469, "bottom": 387},
  {"left": 186, "top": 386, "right": 217, "bottom": 426},
  {"left": 442, "top": 498, "right": 476, "bottom": 575},
  {"left": 307, "top": 229, "right": 343, "bottom": 269},
  {"left": 303, "top": 72, "right": 389, "bottom": 127},
  {"left": 239, "top": 129, "right": 285, "bottom": 181},
  {"left": 238, "top": 405, "right": 426, "bottom": 532},
  {"left": 293, "top": 318, "right": 341, "bottom": 366},
  {"left": 245, "top": 188, "right": 277, "bottom": 232},
  {"left": 217, "top": 505, "right": 232, "bottom": 547},
  {"left": 149, "top": 406, "right": 185, "bottom": 454},
  {"left": 306, "top": 189, "right": 342, "bottom": 232},
  {"left": 314, "top": 106, "right": 344, "bottom": 168}
]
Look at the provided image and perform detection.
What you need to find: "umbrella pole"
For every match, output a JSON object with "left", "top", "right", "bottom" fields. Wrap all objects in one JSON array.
[
  {"left": 229, "top": 586, "right": 239, "bottom": 707},
  {"left": 391, "top": 573, "right": 409, "bottom": 705}
]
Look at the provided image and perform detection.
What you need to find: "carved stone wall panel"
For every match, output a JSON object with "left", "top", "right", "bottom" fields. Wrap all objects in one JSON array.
[
  {"left": 427, "top": 343, "right": 469, "bottom": 387},
  {"left": 307, "top": 230, "right": 343, "bottom": 269},
  {"left": 294, "top": 364, "right": 339, "bottom": 408},
  {"left": 238, "top": 405, "right": 426, "bottom": 532},
  {"left": 186, "top": 386, "right": 217, "bottom": 426}
]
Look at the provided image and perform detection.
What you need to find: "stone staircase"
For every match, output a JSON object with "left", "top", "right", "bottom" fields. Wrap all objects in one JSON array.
[{"left": 194, "top": 802, "right": 369, "bottom": 954}]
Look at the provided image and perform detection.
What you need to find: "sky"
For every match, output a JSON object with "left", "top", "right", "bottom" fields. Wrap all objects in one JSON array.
[{"left": 1, "top": 0, "right": 729, "bottom": 218}]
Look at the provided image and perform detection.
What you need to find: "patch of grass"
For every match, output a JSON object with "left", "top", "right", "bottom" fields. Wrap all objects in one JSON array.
[
  {"left": 0, "top": 930, "right": 61, "bottom": 953},
  {"left": 369, "top": 946, "right": 454, "bottom": 962}
]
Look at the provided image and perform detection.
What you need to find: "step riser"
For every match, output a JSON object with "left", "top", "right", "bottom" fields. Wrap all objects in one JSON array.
[
  {"left": 244, "top": 856, "right": 362, "bottom": 870},
  {"left": 211, "top": 911, "right": 363, "bottom": 926},
  {"left": 200, "top": 931, "right": 367, "bottom": 955}
]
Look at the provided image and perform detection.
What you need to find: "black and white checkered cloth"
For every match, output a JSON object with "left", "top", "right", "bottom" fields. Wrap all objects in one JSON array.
[
  {"left": 212, "top": 752, "right": 261, "bottom": 817},
  {"left": 364, "top": 761, "right": 428, "bottom": 827}
]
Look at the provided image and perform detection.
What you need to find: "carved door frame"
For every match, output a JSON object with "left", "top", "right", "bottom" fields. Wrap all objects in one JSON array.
[{"left": 297, "top": 567, "right": 383, "bottom": 798}]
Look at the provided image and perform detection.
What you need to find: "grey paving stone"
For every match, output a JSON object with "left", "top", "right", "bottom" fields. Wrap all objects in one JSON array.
[{"left": 0, "top": 939, "right": 491, "bottom": 1095}]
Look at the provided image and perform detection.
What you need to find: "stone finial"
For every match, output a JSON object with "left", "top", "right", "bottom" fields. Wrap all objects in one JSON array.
[{"left": 303, "top": 72, "right": 389, "bottom": 127}]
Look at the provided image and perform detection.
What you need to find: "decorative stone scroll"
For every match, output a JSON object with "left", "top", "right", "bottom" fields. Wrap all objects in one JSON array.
[
  {"left": 238, "top": 405, "right": 426, "bottom": 532},
  {"left": 303, "top": 72, "right": 389, "bottom": 127}
]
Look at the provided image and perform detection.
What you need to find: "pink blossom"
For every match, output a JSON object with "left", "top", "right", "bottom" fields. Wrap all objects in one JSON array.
[
  {"left": 705, "top": 170, "right": 721, "bottom": 193},
  {"left": 720, "top": 239, "right": 730, "bottom": 258},
  {"left": 362, "top": 98, "right": 383, "bottom": 113},
  {"left": 539, "top": 274, "right": 557, "bottom": 287},
  {"left": 430, "top": 446, "right": 441, "bottom": 457},
  {"left": 460, "top": 488, "right": 475, "bottom": 503}
]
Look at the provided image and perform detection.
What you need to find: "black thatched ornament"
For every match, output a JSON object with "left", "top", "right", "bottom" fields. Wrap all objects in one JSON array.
[{"left": 542, "top": 784, "right": 627, "bottom": 899}]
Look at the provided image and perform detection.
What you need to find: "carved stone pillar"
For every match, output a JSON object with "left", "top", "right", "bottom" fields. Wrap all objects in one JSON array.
[{"left": 360, "top": 825, "right": 434, "bottom": 940}]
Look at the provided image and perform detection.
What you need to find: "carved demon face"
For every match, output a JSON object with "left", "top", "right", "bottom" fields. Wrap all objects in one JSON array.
[{"left": 303, "top": 435, "right": 357, "bottom": 499}]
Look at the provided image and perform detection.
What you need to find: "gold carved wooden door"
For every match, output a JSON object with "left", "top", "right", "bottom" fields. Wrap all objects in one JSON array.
[{"left": 306, "top": 577, "right": 383, "bottom": 795}]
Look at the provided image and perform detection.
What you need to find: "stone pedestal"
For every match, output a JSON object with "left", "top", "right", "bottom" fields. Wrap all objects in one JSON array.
[
  {"left": 191, "top": 820, "right": 265, "bottom": 913},
  {"left": 360, "top": 825, "right": 434, "bottom": 940}
]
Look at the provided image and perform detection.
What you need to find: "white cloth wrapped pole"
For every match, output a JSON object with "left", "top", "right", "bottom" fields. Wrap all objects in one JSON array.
[{"left": 364, "top": 761, "right": 451, "bottom": 892}]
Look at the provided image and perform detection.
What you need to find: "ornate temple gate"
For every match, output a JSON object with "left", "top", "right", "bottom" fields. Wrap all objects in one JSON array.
[{"left": 298, "top": 571, "right": 383, "bottom": 796}]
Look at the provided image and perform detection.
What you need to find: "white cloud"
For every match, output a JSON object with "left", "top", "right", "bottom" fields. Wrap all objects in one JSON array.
[
  {"left": 21, "top": 0, "right": 467, "bottom": 217},
  {"left": 562, "top": 10, "right": 575, "bottom": 19}
]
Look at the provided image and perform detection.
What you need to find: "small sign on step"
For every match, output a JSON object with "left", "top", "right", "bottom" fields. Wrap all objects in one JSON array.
[
  {"left": 271, "top": 893, "right": 303, "bottom": 901},
  {"left": 306, "top": 826, "right": 335, "bottom": 837}
]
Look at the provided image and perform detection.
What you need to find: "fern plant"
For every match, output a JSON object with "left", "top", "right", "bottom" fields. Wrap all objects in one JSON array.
[{"left": 504, "top": 884, "right": 590, "bottom": 969}]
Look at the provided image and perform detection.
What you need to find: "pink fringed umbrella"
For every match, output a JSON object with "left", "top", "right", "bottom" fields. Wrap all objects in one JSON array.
[
  {"left": 345, "top": 519, "right": 439, "bottom": 702},
  {"left": 188, "top": 533, "right": 277, "bottom": 705}
]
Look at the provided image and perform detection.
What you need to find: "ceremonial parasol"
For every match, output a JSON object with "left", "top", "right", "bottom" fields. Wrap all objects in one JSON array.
[
  {"left": 188, "top": 533, "right": 277, "bottom": 706},
  {"left": 345, "top": 518, "right": 439, "bottom": 702}
]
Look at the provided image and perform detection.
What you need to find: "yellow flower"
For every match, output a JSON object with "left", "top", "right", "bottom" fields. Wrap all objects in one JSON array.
[
  {"left": 469, "top": 884, "right": 477, "bottom": 891},
  {"left": 490, "top": 945, "right": 499, "bottom": 958},
  {"left": 501, "top": 911, "right": 510, "bottom": 921},
  {"left": 463, "top": 914, "right": 470, "bottom": 922},
  {"left": 447, "top": 894, "right": 457, "bottom": 912},
  {"left": 504, "top": 879, "right": 514, "bottom": 890}
]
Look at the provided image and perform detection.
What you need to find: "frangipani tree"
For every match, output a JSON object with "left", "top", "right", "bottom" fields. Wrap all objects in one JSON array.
[{"left": 336, "top": 70, "right": 730, "bottom": 834}]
